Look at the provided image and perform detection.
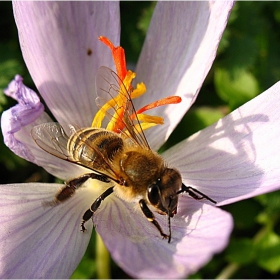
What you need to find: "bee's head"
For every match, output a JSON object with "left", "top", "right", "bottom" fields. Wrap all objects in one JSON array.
[{"left": 147, "top": 168, "right": 182, "bottom": 217}]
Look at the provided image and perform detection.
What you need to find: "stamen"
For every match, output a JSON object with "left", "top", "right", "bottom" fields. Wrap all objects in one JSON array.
[
  {"left": 137, "top": 114, "right": 164, "bottom": 125},
  {"left": 99, "top": 36, "right": 127, "bottom": 81},
  {"left": 91, "top": 98, "right": 117, "bottom": 128},
  {"left": 91, "top": 70, "right": 135, "bottom": 129},
  {"left": 106, "top": 71, "right": 135, "bottom": 131},
  {"left": 131, "top": 82, "right": 146, "bottom": 99},
  {"left": 93, "top": 36, "right": 182, "bottom": 134},
  {"left": 134, "top": 122, "right": 158, "bottom": 131},
  {"left": 136, "top": 96, "right": 182, "bottom": 115}
]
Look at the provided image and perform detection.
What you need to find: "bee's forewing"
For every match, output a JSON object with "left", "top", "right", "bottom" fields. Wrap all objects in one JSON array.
[
  {"left": 31, "top": 123, "right": 75, "bottom": 160},
  {"left": 95, "top": 66, "right": 150, "bottom": 149}
]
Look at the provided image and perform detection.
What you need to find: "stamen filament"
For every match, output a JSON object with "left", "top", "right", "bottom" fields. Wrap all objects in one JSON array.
[
  {"left": 131, "top": 82, "right": 146, "bottom": 99},
  {"left": 137, "top": 114, "right": 164, "bottom": 125}
]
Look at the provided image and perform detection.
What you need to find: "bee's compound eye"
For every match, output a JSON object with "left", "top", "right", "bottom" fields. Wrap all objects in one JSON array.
[{"left": 147, "top": 183, "right": 160, "bottom": 205}]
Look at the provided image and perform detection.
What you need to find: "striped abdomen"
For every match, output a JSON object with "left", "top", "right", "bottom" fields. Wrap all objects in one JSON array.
[{"left": 67, "top": 128, "right": 123, "bottom": 171}]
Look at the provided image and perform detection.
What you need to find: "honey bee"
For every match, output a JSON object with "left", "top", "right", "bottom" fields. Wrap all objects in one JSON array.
[{"left": 31, "top": 66, "right": 216, "bottom": 243}]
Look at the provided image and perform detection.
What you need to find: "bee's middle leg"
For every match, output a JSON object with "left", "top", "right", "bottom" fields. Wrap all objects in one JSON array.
[{"left": 81, "top": 186, "right": 114, "bottom": 232}]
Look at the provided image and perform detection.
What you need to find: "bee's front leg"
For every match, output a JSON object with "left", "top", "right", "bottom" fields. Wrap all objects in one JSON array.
[{"left": 139, "top": 199, "right": 170, "bottom": 241}]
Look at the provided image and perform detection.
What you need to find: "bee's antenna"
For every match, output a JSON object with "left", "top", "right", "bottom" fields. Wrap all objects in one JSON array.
[
  {"left": 167, "top": 212, "right": 172, "bottom": 243},
  {"left": 167, "top": 198, "right": 173, "bottom": 243}
]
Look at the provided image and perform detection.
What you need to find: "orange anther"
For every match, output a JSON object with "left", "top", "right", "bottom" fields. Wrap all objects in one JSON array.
[
  {"left": 136, "top": 96, "right": 182, "bottom": 115},
  {"left": 99, "top": 36, "right": 127, "bottom": 81}
]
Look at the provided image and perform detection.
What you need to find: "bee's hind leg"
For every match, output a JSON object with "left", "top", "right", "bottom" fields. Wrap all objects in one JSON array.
[
  {"left": 43, "top": 173, "right": 110, "bottom": 207},
  {"left": 81, "top": 186, "right": 114, "bottom": 232}
]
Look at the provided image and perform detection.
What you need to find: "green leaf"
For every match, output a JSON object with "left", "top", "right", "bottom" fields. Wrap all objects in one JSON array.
[
  {"left": 71, "top": 232, "right": 97, "bottom": 279},
  {"left": 255, "top": 231, "right": 280, "bottom": 273},
  {"left": 0, "top": 58, "right": 23, "bottom": 86},
  {"left": 120, "top": 2, "right": 155, "bottom": 63},
  {"left": 226, "top": 238, "right": 255, "bottom": 265},
  {"left": 222, "top": 199, "right": 261, "bottom": 230},
  {"left": 71, "top": 257, "right": 96, "bottom": 279},
  {"left": 255, "top": 191, "right": 280, "bottom": 213},
  {"left": 137, "top": 2, "right": 156, "bottom": 35},
  {"left": 214, "top": 67, "right": 259, "bottom": 110}
]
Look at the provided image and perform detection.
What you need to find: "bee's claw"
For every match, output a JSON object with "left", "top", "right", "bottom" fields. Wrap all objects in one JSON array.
[
  {"left": 159, "top": 232, "right": 171, "bottom": 243},
  {"left": 81, "top": 221, "right": 87, "bottom": 232}
]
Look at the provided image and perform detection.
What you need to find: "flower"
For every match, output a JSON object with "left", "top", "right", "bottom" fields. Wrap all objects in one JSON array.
[{"left": 1, "top": 1, "right": 280, "bottom": 279}]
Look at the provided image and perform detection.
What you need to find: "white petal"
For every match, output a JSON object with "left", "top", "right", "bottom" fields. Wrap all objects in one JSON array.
[
  {"left": 94, "top": 195, "right": 233, "bottom": 278},
  {"left": 163, "top": 81, "right": 280, "bottom": 205},
  {"left": 135, "top": 1, "right": 234, "bottom": 149},
  {"left": 0, "top": 183, "right": 94, "bottom": 278},
  {"left": 13, "top": 2, "right": 120, "bottom": 127}
]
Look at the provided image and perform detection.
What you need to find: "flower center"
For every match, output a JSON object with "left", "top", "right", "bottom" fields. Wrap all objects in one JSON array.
[{"left": 91, "top": 36, "right": 181, "bottom": 133}]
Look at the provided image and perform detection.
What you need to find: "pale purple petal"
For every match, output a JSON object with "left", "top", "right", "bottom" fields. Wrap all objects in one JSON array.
[
  {"left": 1, "top": 75, "right": 45, "bottom": 162},
  {"left": 0, "top": 183, "right": 94, "bottom": 278},
  {"left": 94, "top": 195, "right": 233, "bottom": 278},
  {"left": 13, "top": 1, "right": 120, "bottom": 127},
  {"left": 15, "top": 120, "right": 90, "bottom": 181},
  {"left": 163, "top": 81, "right": 280, "bottom": 206},
  {"left": 1, "top": 76, "right": 87, "bottom": 180},
  {"left": 135, "top": 1, "right": 234, "bottom": 150}
]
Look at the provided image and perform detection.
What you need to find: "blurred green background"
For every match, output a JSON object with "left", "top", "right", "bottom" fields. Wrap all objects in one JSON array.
[{"left": 1, "top": 1, "right": 280, "bottom": 278}]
